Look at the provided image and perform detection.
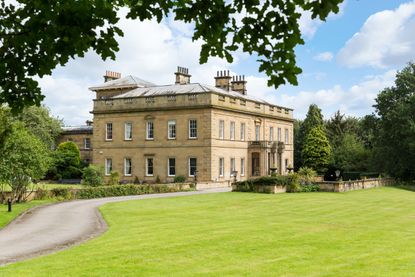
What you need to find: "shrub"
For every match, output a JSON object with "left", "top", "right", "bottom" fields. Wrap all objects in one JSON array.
[
  {"left": 174, "top": 175, "right": 186, "bottom": 183},
  {"left": 77, "top": 184, "right": 194, "bottom": 199},
  {"left": 286, "top": 173, "right": 301, "bottom": 192},
  {"left": 35, "top": 188, "right": 49, "bottom": 200},
  {"left": 298, "top": 167, "right": 317, "bottom": 185},
  {"left": 50, "top": 187, "right": 72, "bottom": 200},
  {"left": 108, "top": 171, "right": 120, "bottom": 186},
  {"left": 82, "top": 165, "right": 104, "bottom": 187}
]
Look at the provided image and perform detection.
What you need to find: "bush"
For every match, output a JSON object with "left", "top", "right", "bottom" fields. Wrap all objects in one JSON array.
[
  {"left": 174, "top": 175, "right": 186, "bottom": 183},
  {"left": 286, "top": 173, "right": 301, "bottom": 192},
  {"left": 34, "top": 188, "right": 49, "bottom": 200},
  {"left": 77, "top": 184, "right": 194, "bottom": 199},
  {"left": 82, "top": 165, "right": 104, "bottom": 187},
  {"left": 108, "top": 171, "right": 120, "bottom": 186},
  {"left": 50, "top": 187, "right": 73, "bottom": 200},
  {"left": 298, "top": 167, "right": 317, "bottom": 185}
]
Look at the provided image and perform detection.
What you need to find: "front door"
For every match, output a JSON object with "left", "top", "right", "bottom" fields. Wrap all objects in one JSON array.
[{"left": 251, "top": 153, "right": 260, "bottom": 176}]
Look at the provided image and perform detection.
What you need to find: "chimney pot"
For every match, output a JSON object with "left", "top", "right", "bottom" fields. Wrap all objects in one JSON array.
[{"left": 175, "top": 66, "right": 191, "bottom": 85}]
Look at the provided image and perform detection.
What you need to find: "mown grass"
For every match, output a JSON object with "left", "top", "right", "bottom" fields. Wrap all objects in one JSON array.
[
  {"left": 2, "top": 187, "right": 415, "bottom": 276},
  {"left": 0, "top": 200, "right": 54, "bottom": 229}
]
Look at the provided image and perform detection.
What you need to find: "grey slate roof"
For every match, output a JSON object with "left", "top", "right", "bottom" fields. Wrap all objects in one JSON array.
[
  {"left": 89, "top": 75, "right": 156, "bottom": 91},
  {"left": 62, "top": 125, "right": 93, "bottom": 134},
  {"left": 113, "top": 83, "right": 274, "bottom": 105}
]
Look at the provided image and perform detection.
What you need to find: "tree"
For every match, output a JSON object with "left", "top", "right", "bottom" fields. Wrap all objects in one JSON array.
[
  {"left": 52, "top": 141, "right": 82, "bottom": 179},
  {"left": 0, "top": 123, "right": 51, "bottom": 202},
  {"left": 301, "top": 126, "right": 331, "bottom": 173},
  {"left": 0, "top": 0, "right": 343, "bottom": 112},
  {"left": 14, "top": 106, "right": 62, "bottom": 149},
  {"left": 295, "top": 104, "right": 325, "bottom": 169},
  {"left": 373, "top": 63, "right": 415, "bottom": 179},
  {"left": 333, "top": 133, "right": 370, "bottom": 172},
  {"left": 325, "top": 110, "right": 360, "bottom": 149}
]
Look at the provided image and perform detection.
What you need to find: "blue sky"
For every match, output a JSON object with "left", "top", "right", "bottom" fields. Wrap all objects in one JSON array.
[{"left": 39, "top": 0, "right": 415, "bottom": 125}]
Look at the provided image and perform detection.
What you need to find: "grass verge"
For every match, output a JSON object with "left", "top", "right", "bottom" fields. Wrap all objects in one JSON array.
[{"left": 1, "top": 187, "right": 415, "bottom": 276}]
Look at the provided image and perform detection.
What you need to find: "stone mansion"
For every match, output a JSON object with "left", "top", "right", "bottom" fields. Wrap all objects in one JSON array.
[{"left": 60, "top": 67, "right": 294, "bottom": 185}]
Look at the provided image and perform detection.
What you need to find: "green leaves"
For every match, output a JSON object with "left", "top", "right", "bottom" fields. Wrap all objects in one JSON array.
[
  {"left": 0, "top": 0, "right": 344, "bottom": 112},
  {"left": 301, "top": 126, "right": 331, "bottom": 173}
]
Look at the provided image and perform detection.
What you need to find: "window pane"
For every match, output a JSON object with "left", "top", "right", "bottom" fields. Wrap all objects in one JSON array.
[
  {"left": 105, "top": 159, "right": 112, "bottom": 175},
  {"left": 125, "top": 123, "right": 132, "bottom": 140},
  {"left": 189, "top": 119, "right": 197, "bottom": 138},
  {"left": 230, "top": 121, "right": 235, "bottom": 140},
  {"left": 240, "top": 123, "right": 245, "bottom": 141},
  {"left": 147, "top": 121, "right": 154, "bottom": 139},
  {"left": 84, "top": 138, "right": 91, "bottom": 149},
  {"left": 106, "top": 123, "right": 113, "bottom": 140},
  {"left": 219, "top": 158, "right": 224, "bottom": 176},
  {"left": 241, "top": 158, "right": 245, "bottom": 176},
  {"left": 219, "top": 120, "right": 224, "bottom": 139},
  {"left": 168, "top": 120, "right": 176, "bottom": 139},
  {"left": 125, "top": 158, "right": 132, "bottom": 175},
  {"left": 269, "top": 127, "right": 274, "bottom": 141},
  {"left": 285, "top": 128, "right": 289, "bottom": 144},
  {"left": 278, "top": 128, "right": 281, "bottom": 141},
  {"left": 168, "top": 158, "right": 176, "bottom": 176},
  {"left": 255, "top": 125, "right": 260, "bottom": 141},
  {"left": 189, "top": 158, "right": 197, "bottom": 176},
  {"left": 146, "top": 158, "right": 153, "bottom": 175}
]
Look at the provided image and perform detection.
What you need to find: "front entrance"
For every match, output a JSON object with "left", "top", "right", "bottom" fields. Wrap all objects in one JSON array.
[{"left": 251, "top": 152, "right": 260, "bottom": 176}]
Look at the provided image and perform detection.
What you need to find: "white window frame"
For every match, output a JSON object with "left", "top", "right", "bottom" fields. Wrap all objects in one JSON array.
[
  {"left": 168, "top": 120, "right": 176, "bottom": 140},
  {"left": 189, "top": 119, "right": 198, "bottom": 139},
  {"left": 84, "top": 138, "right": 91, "bottom": 150},
  {"left": 278, "top": 127, "right": 282, "bottom": 142},
  {"left": 285, "top": 128, "right": 289, "bottom": 144},
  {"left": 269, "top": 126, "right": 274, "bottom": 141},
  {"left": 105, "top": 158, "right": 112, "bottom": 176},
  {"left": 105, "top": 123, "right": 113, "bottom": 141},
  {"left": 241, "top": 158, "right": 245, "bottom": 176},
  {"left": 255, "top": 125, "right": 260, "bottom": 141},
  {"left": 189, "top": 158, "right": 197, "bottom": 177},
  {"left": 230, "top": 158, "right": 236, "bottom": 173},
  {"left": 146, "top": 121, "right": 154, "bottom": 140},
  {"left": 168, "top": 158, "right": 176, "bottom": 177},
  {"left": 124, "top": 122, "right": 132, "bottom": 140},
  {"left": 219, "top": 157, "right": 224, "bottom": 177},
  {"left": 240, "top": 123, "right": 245, "bottom": 141},
  {"left": 146, "top": 157, "right": 154, "bottom": 176},
  {"left": 124, "top": 158, "right": 132, "bottom": 176},
  {"left": 219, "top": 120, "right": 224, "bottom": 139},
  {"left": 230, "top": 121, "right": 235, "bottom": 140}
]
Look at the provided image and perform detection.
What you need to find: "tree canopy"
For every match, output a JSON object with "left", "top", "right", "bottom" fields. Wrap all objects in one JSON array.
[
  {"left": 0, "top": 0, "right": 343, "bottom": 112},
  {"left": 373, "top": 62, "right": 415, "bottom": 180},
  {"left": 301, "top": 126, "right": 331, "bottom": 173}
]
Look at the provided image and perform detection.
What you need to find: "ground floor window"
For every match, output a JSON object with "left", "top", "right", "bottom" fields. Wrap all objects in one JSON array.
[
  {"left": 168, "top": 158, "right": 176, "bottom": 176},
  {"left": 105, "top": 158, "right": 112, "bottom": 175},
  {"left": 219, "top": 158, "right": 224, "bottom": 177},
  {"left": 241, "top": 158, "right": 245, "bottom": 176},
  {"left": 189, "top": 158, "right": 197, "bottom": 177},
  {"left": 124, "top": 158, "right": 132, "bottom": 176},
  {"left": 146, "top": 158, "right": 154, "bottom": 176},
  {"left": 230, "top": 158, "right": 236, "bottom": 174}
]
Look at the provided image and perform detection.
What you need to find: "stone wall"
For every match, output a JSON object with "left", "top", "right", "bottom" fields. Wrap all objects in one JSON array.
[{"left": 317, "top": 178, "right": 394, "bottom": 192}]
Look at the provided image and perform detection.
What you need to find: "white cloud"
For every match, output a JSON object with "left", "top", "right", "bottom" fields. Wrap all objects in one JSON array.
[
  {"left": 299, "top": 1, "right": 347, "bottom": 39},
  {"left": 313, "top": 52, "right": 333, "bottom": 62},
  {"left": 338, "top": 1, "right": 415, "bottom": 68},
  {"left": 246, "top": 70, "right": 396, "bottom": 120},
  {"left": 40, "top": 14, "right": 235, "bottom": 125}
]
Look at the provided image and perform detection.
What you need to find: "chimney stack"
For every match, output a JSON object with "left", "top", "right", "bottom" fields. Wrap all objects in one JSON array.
[
  {"left": 86, "top": 120, "right": 93, "bottom": 126},
  {"left": 214, "top": 70, "right": 232, "bottom": 91},
  {"left": 231, "top": 75, "right": 247, "bottom": 95},
  {"left": 175, "top": 66, "right": 191, "bottom": 85},
  {"left": 103, "top": 70, "right": 121, "bottom": 82}
]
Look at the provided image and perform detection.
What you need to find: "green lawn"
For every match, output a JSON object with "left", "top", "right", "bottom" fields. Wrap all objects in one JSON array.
[
  {"left": 0, "top": 200, "right": 53, "bottom": 229},
  {"left": 2, "top": 187, "right": 415, "bottom": 276}
]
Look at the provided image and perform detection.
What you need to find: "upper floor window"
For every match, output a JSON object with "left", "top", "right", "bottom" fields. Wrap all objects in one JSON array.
[
  {"left": 124, "top": 158, "right": 132, "bottom": 176},
  {"left": 105, "top": 158, "right": 112, "bottom": 176},
  {"left": 255, "top": 125, "right": 260, "bottom": 141},
  {"left": 285, "top": 128, "right": 289, "bottom": 144},
  {"left": 124, "top": 122, "right": 132, "bottom": 140},
  {"left": 146, "top": 121, "right": 154, "bottom": 140},
  {"left": 84, "top": 138, "right": 91, "bottom": 149},
  {"left": 230, "top": 121, "right": 235, "bottom": 140},
  {"left": 269, "top": 127, "right": 274, "bottom": 141},
  {"left": 168, "top": 120, "right": 176, "bottom": 139},
  {"left": 189, "top": 119, "right": 197, "bottom": 139},
  {"left": 189, "top": 158, "right": 197, "bottom": 177},
  {"left": 240, "top": 123, "right": 245, "bottom": 141},
  {"left": 278, "top": 127, "right": 282, "bottom": 142},
  {"left": 106, "top": 123, "right": 113, "bottom": 140},
  {"left": 219, "top": 120, "right": 224, "bottom": 139}
]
